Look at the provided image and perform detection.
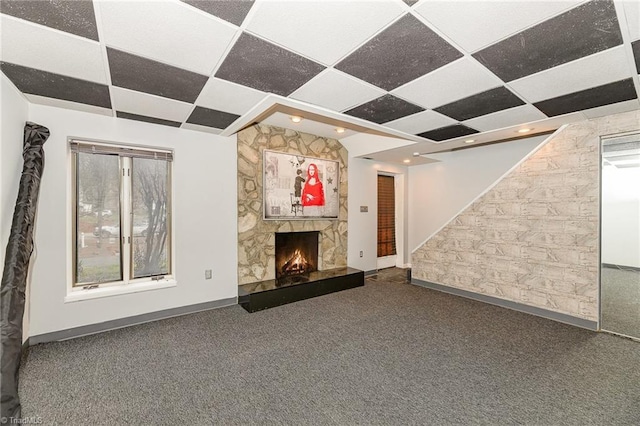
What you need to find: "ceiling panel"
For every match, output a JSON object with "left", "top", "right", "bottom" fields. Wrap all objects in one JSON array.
[
  {"left": 0, "top": 0, "right": 99, "bottom": 41},
  {"left": 24, "top": 93, "right": 113, "bottom": 117},
  {"left": 391, "top": 57, "right": 503, "bottom": 109},
  {"left": 180, "top": 0, "right": 255, "bottom": 27},
  {"left": 1, "top": 61, "right": 111, "bottom": 109},
  {"left": 384, "top": 110, "right": 456, "bottom": 134},
  {"left": 473, "top": 0, "right": 623, "bottom": 82},
  {"left": 186, "top": 106, "right": 240, "bottom": 129},
  {"left": 98, "top": 0, "right": 237, "bottom": 75},
  {"left": 418, "top": 124, "right": 479, "bottom": 142},
  {"left": 632, "top": 40, "right": 640, "bottom": 73},
  {"left": 107, "top": 47, "right": 208, "bottom": 104},
  {"left": 290, "top": 69, "right": 385, "bottom": 112},
  {"left": 0, "top": 15, "right": 106, "bottom": 84},
  {"left": 110, "top": 87, "right": 193, "bottom": 123},
  {"left": 196, "top": 77, "right": 267, "bottom": 116},
  {"left": 344, "top": 94, "right": 424, "bottom": 124},
  {"left": 509, "top": 46, "right": 633, "bottom": 103},
  {"left": 462, "top": 104, "right": 547, "bottom": 132},
  {"left": 335, "top": 14, "right": 462, "bottom": 91},
  {"left": 621, "top": 0, "right": 640, "bottom": 41},
  {"left": 534, "top": 78, "right": 637, "bottom": 117},
  {"left": 215, "top": 32, "right": 325, "bottom": 96},
  {"left": 435, "top": 87, "right": 526, "bottom": 122},
  {"left": 116, "top": 111, "right": 182, "bottom": 128},
  {"left": 245, "top": 0, "right": 404, "bottom": 66},
  {"left": 580, "top": 98, "right": 640, "bottom": 119},
  {"left": 415, "top": 0, "right": 582, "bottom": 53}
]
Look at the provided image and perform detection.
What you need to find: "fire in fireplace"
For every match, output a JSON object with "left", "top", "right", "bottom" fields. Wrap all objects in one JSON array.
[{"left": 275, "top": 231, "right": 319, "bottom": 280}]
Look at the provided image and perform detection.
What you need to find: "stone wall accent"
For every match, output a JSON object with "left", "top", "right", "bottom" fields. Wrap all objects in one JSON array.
[
  {"left": 237, "top": 124, "right": 348, "bottom": 285},
  {"left": 412, "top": 110, "right": 640, "bottom": 321}
]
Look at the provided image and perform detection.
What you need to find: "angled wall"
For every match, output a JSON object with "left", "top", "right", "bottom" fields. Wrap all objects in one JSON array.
[{"left": 412, "top": 110, "right": 640, "bottom": 323}]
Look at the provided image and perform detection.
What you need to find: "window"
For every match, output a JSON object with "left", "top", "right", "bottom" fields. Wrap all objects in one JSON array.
[
  {"left": 72, "top": 141, "right": 172, "bottom": 289},
  {"left": 377, "top": 174, "right": 397, "bottom": 257}
]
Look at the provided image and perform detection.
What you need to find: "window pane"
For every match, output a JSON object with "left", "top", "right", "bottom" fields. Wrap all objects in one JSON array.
[
  {"left": 76, "top": 153, "right": 122, "bottom": 285},
  {"left": 132, "top": 158, "right": 170, "bottom": 278}
]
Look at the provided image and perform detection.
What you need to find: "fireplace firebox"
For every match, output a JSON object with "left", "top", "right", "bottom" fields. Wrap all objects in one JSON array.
[{"left": 275, "top": 231, "right": 319, "bottom": 280}]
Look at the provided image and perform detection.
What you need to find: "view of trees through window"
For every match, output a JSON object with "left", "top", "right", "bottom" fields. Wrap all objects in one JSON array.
[
  {"left": 75, "top": 150, "right": 171, "bottom": 286},
  {"left": 132, "top": 158, "right": 169, "bottom": 278},
  {"left": 76, "top": 153, "right": 121, "bottom": 284}
]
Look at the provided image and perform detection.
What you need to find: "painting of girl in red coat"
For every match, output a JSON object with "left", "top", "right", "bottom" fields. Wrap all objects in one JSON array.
[{"left": 301, "top": 163, "right": 325, "bottom": 206}]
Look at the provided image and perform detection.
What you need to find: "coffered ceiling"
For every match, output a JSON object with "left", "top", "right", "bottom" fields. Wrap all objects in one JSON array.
[{"left": 1, "top": 0, "right": 639, "bottom": 164}]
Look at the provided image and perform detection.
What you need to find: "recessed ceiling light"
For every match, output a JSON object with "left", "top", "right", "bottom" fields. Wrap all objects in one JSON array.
[
  {"left": 517, "top": 128, "right": 532, "bottom": 133},
  {"left": 413, "top": 152, "right": 420, "bottom": 157},
  {"left": 464, "top": 139, "right": 475, "bottom": 144},
  {"left": 335, "top": 127, "right": 345, "bottom": 134},
  {"left": 290, "top": 116, "right": 302, "bottom": 123},
  {"left": 403, "top": 159, "right": 411, "bottom": 164}
]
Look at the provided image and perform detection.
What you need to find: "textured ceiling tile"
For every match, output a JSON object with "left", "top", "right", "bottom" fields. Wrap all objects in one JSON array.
[
  {"left": 98, "top": 1, "right": 236, "bottom": 76},
  {"left": 403, "top": 0, "right": 419, "bottom": 6},
  {"left": 391, "top": 57, "right": 503, "bottom": 109},
  {"left": 245, "top": 0, "right": 403, "bottom": 66},
  {"left": 415, "top": 0, "right": 581, "bottom": 53},
  {"left": 107, "top": 47, "right": 208, "bottom": 104},
  {"left": 187, "top": 106, "right": 240, "bottom": 129},
  {"left": 509, "top": 46, "right": 633, "bottom": 103},
  {"left": 580, "top": 99, "right": 640, "bottom": 119},
  {"left": 1, "top": 61, "right": 111, "bottom": 108},
  {"left": 384, "top": 110, "right": 456, "bottom": 134},
  {"left": 462, "top": 104, "right": 547, "bottom": 132},
  {"left": 0, "top": 15, "right": 106, "bottom": 84},
  {"left": 25, "top": 93, "right": 113, "bottom": 117},
  {"left": 0, "top": 0, "right": 99, "bottom": 40},
  {"left": 417, "top": 124, "right": 479, "bottom": 142},
  {"left": 533, "top": 78, "right": 638, "bottom": 117},
  {"left": 335, "top": 14, "right": 462, "bottom": 91},
  {"left": 290, "top": 69, "right": 385, "bottom": 112},
  {"left": 633, "top": 40, "right": 640, "bottom": 74},
  {"left": 196, "top": 77, "right": 266, "bottom": 115},
  {"left": 435, "top": 87, "right": 525, "bottom": 122},
  {"left": 344, "top": 94, "right": 425, "bottom": 124},
  {"left": 473, "top": 0, "right": 623, "bottom": 82},
  {"left": 180, "top": 0, "right": 254, "bottom": 26},
  {"left": 623, "top": 0, "right": 640, "bottom": 41},
  {"left": 111, "top": 87, "right": 193, "bottom": 123},
  {"left": 215, "top": 32, "right": 325, "bottom": 96},
  {"left": 116, "top": 111, "right": 182, "bottom": 128}
]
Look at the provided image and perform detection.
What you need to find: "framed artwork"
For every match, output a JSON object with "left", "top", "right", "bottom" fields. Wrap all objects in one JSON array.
[{"left": 263, "top": 150, "right": 340, "bottom": 220}]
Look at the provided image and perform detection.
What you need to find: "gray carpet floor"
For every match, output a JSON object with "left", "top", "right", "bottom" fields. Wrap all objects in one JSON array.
[
  {"left": 601, "top": 266, "right": 640, "bottom": 338},
  {"left": 18, "top": 268, "right": 640, "bottom": 425}
]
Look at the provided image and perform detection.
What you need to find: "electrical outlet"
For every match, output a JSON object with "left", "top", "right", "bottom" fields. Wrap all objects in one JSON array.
[
  {"left": 359, "top": 251, "right": 363, "bottom": 258},
  {"left": 205, "top": 269, "right": 212, "bottom": 280}
]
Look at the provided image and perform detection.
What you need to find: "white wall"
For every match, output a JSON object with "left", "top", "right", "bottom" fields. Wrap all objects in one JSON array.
[
  {"left": 602, "top": 165, "right": 640, "bottom": 268},
  {"left": 408, "top": 136, "right": 546, "bottom": 252},
  {"left": 347, "top": 156, "right": 408, "bottom": 272},
  {"left": 1, "top": 74, "right": 30, "bottom": 342},
  {"left": 27, "top": 104, "right": 238, "bottom": 337}
]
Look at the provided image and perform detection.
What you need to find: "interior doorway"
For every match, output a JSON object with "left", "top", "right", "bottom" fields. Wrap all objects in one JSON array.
[
  {"left": 377, "top": 174, "right": 397, "bottom": 269},
  {"left": 600, "top": 133, "right": 640, "bottom": 340}
]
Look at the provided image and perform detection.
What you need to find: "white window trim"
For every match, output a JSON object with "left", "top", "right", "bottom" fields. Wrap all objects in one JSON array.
[
  {"left": 67, "top": 138, "right": 176, "bottom": 302},
  {"left": 64, "top": 278, "right": 177, "bottom": 303}
]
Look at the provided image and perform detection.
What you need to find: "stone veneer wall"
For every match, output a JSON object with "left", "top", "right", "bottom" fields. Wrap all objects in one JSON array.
[
  {"left": 412, "top": 110, "right": 640, "bottom": 322},
  {"left": 237, "top": 124, "right": 348, "bottom": 285}
]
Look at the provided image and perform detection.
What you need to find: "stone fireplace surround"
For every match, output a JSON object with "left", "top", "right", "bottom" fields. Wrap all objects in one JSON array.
[
  {"left": 237, "top": 124, "right": 348, "bottom": 286},
  {"left": 237, "top": 124, "right": 362, "bottom": 312}
]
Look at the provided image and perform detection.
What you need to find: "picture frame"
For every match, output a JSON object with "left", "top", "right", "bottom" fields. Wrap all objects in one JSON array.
[{"left": 263, "top": 150, "right": 340, "bottom": 220}]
